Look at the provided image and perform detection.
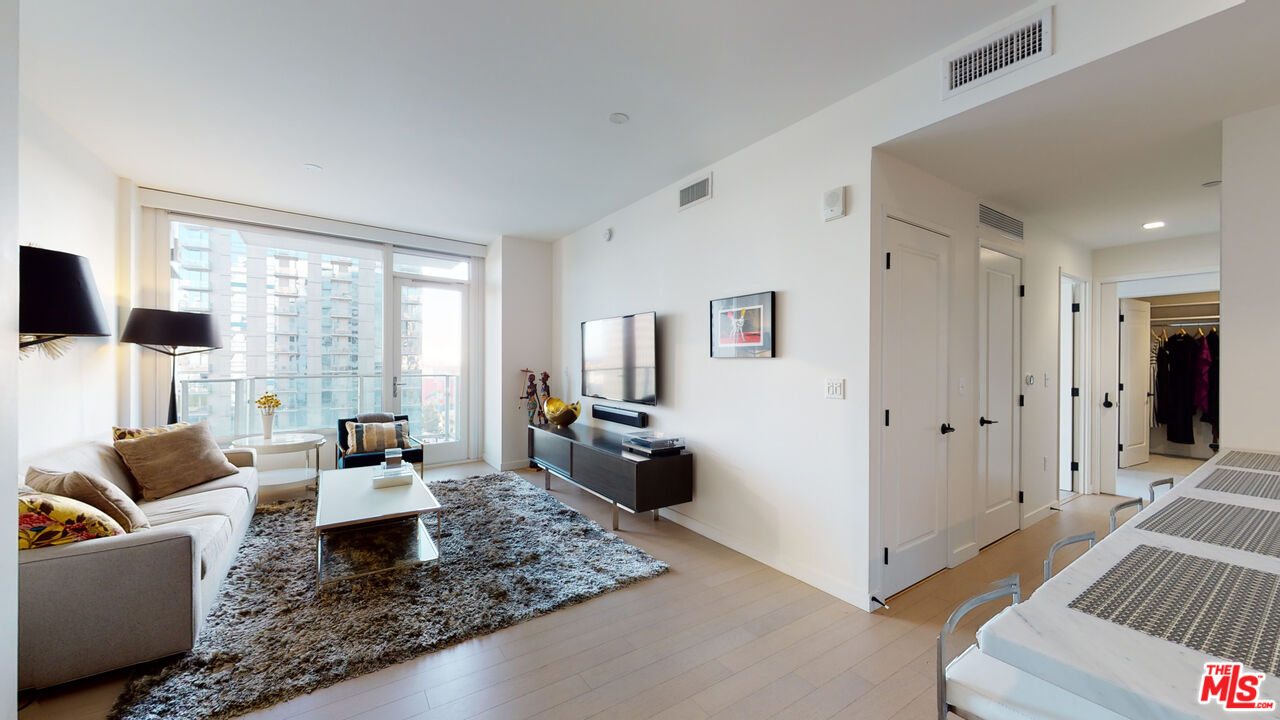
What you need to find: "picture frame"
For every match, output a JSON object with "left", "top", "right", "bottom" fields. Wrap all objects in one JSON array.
[{"left": 709, "top": 291, "right": 775, "bottom": 358}]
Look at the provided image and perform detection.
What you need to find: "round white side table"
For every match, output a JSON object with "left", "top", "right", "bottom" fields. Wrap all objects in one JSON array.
[{"left": 231, "top": 433, "right": 326, "bottom": 492}]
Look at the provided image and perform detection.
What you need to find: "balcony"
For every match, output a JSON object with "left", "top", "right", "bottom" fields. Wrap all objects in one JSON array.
[{"left": 178, "top": 372, "right": 459, "bottom": 444}]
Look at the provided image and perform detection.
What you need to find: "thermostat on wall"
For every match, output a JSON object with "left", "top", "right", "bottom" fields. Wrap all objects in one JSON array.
[{"left": 823, "top": 186, "right": 847, "bottom": 222}]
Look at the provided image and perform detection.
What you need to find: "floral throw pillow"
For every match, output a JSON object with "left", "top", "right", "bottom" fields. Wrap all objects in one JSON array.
[{"left": 19, "top": 491, "right": 125, "bottom": 550}]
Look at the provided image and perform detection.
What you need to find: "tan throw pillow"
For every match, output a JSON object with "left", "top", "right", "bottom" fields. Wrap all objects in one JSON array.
[
  {"left": 345, "top": 420, "right": 411, "bottom": 453},
  {"left": 25, "top": 467, "right": 151, "bottom": 532},
  {"left": 113, "top": 422, "right": 239, "bottom": 501},
  {"left": 112, "top": 421, "right": 190, "bottom": 441}
]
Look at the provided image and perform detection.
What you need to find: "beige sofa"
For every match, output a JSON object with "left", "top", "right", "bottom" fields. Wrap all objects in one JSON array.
[{"left": 18, "top": 439, "right": 258, "bottom": 690}]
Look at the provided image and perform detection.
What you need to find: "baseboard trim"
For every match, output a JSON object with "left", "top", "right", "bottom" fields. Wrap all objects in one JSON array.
[
  {"left": 658, "top": 507, "right": 872, "bottom": 613},
  {"left": 1023, "top": 502, "right": 1054, "bottom": 528}
]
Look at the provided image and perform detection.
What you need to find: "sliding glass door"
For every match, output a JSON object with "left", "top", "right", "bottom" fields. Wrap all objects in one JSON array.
[{"left": 391, "top": 276, "right": 469, "bottom": 466}]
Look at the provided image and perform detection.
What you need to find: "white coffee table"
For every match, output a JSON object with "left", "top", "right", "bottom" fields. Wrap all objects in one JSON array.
[
  {"left": 231, "top": 433, "right": 326, "bottom": 491},
  {"left": 314, "top": 464, "right": 443, "bottom": 592}
]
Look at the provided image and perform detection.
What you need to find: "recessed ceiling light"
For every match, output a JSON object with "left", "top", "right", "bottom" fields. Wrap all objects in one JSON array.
[
  {"left": 1202, "top": 180, "right": 1222, "bottom": 188},
  {"left": 1142, "top": 221, "right": 1166, "bottom": 230},
  {"left": 608, "top": 112, "right": 629, "bottom": 125},
  {"left": 302, "top": 163, "right": 324, "bottom": 172}
]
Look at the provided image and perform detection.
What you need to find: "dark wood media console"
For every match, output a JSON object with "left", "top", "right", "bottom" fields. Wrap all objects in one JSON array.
[{"left": 528, "top": 423, "right": 693, "bottom": 530}]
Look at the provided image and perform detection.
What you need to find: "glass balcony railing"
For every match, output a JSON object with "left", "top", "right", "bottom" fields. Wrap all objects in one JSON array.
[{"left": 178, "top": 373, "right": 458, "bottom": 444}]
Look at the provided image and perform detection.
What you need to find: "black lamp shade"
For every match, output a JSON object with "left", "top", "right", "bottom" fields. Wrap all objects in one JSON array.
[
  {"left": 121, "top": 308, "right": 222, "bottom": 350},
  {"left": 19, "top": 245, "right": 112, "bottom": 338}
]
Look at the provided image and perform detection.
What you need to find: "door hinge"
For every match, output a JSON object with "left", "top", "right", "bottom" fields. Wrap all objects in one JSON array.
[
  {"left": 1071, "top": 460, "right": 1080, "bottom": 472},
  {"left": 1019, "top": 284, "right": 1025, "bottom": 297},
  {"left": 1119, "top": 443, "right": 1125, "bottom": 452},
  {"left": 884, "top": 409, "right": 890, "bottom": 427},
  {"left": 1120, "top": 313, "right": 1126, "bottom": 322},
  {"left": 883, "top": 547, "right": 889, "bottom": 565},
  {"left": 1019, "top": 394, "right": 1025, "bottom": 407},
  {"left": 1071, "top": 302, "right": 1080, "bottom": 313},
  {"left": 1018, "top": 491, "right": 1025, "bottom": 503},
  {"left": 1071, "top": 387, "right": 1080, "bottom": 397},
  {"left": 1119, "top": 383, "right": 1125, "bottom": 391},
  {"left": 885, "top": 252, "right": 891, "bottom": 270}
]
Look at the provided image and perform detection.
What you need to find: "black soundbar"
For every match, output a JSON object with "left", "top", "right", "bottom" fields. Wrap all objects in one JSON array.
[{"left": 592, "top": 404, "right": 649, "bottom": 428}]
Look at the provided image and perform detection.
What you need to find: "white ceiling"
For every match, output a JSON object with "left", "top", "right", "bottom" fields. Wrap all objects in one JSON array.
[
  {"left": 879, "top": 1, "right": 1280, "bottom": 249},
  {"left": 20, "top": 0, "right": 1033, "bottom": 244}
]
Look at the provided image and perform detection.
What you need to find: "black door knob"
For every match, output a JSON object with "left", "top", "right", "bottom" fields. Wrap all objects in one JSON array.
[
  {"left": 1103, "top": 393, "right": 1114, "bottom": 409},
  {"left": 941, "top": 423, "right": 956, "bottom": 435},
  {"left": 979, "top": 417, "right": 998, "bottom": 426}
]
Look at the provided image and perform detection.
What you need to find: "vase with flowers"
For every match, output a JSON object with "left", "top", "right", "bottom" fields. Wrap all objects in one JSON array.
[{"left": 255, "top": 392, "right": 281, "bottom": 439}]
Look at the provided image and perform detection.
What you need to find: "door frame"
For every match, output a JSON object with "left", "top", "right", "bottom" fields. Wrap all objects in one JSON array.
[
  {"left": 384, "top": 254, "right": 485, "bottom": 466},
  {"left": 1059, "top": 271, "right": 1091, "bottom": 496},
  {"left": 1092, "top": 269, "right": 1217, "bottom": 495},
  {"left": 976, "top": 246, "right": 1023, "bottom": 547}
]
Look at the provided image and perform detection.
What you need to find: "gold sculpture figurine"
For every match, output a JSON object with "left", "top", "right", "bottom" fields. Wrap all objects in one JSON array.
[{"left": 540, "top": 396, "right": 581, "bottom": 427}]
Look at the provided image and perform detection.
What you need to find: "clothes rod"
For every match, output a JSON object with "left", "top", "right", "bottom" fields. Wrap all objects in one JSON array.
[
  {"left": 1150, "top": 314, "right": 1219, "bottom": 322},
  {"left": 1159, "top": 321, "right": 1219, "bottom": 328},
  {"left": 1148, "top": 300, "right": 1220, "bottom": 309}
]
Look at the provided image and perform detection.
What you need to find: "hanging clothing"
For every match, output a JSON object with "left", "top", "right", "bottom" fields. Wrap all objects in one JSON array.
[
  {"left": 1194, "top": 334, "right": 1211, "bottom": 414},
  {"left": 1202, "top": 329, "right": 1220, "bottom": 431},
  {"left": 1159, "top": 333, "right": 1201, "bottom": 444}
]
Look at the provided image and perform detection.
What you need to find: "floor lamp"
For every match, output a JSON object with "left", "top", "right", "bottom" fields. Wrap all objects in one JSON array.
[{"left": 121, "top": 308, "right": 222, "bottom": 424}]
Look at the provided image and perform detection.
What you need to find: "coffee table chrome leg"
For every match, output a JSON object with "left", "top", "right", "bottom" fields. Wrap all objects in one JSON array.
[
  {"left": 544, "top": 468, "right": 550, "bottom": 490},
  {"left": 653, "top": 509, "right": 659, "bottom": 522},
  {"left": 612, "top": 502, "right": 619, "bottom": 531},
  {"left": 314, "top": 530, "right": 322, "bottom": 597}
]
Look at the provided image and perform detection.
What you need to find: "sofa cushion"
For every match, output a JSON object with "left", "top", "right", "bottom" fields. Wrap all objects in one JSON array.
[
  {"left": 25, "top": 441, "right": 140, "bottom": 500},
  {"left": 114, "top": 422, "right": 239, "bottom": 501},
  {"left": 137, "top": 487, "right": 249, "bottom": 528},
  {"left": 155, "top": 515, "right": 232, "bottom": 579},
  {"left": 25, "top": 467, "right": 150, "bottom": 532},
  {"left": 163, "top": 467, "right": 257, "bottom": 503},
  {"left": 19, "top": 492, "right": 125, "bottom": 549}
]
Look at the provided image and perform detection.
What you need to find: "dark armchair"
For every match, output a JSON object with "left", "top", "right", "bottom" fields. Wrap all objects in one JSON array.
[{"left": 336, "top": 413, "right": 424, "bottom": 471}]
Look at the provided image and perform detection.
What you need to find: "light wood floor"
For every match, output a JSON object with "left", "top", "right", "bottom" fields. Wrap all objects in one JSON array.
[{"left": 20, "top": 463, "right": 1128, "bottom": 720}]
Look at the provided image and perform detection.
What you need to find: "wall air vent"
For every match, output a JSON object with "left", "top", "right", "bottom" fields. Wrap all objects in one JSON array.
[
  {"left": 943, "top": 8, "right": 1053, "bottom": 99},
  {"left": 678, "top": 172, "right": 712, "bottom": 211},
  {"left": 979, "top": 204, "right": 1024, "bottom": 240}
]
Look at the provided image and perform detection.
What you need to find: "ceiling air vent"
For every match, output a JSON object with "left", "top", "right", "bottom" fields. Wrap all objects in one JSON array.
[
  {"left": 678, "top": 173, "right": 712, "bottom": 211},
  {"left": 979, "top": 204, "right": 1024, "bottom": 240},
  {"left": 943, "top": 8, "right": 1053, "bottom": 99}
]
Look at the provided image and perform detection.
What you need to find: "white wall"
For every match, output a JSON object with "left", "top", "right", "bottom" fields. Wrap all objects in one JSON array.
[
  {"left": 1221, "top": 102, "right": 1280, "bottom": 450},
  {"left": 552, "top": 0, "right": 1239, "bottom": 609},
  {"left": 1, "top": 0, "right": 19, "bottom": 712},
  {"left": 17, "top": 101, "right": 120, "bottom": 463},
  {"left": 484, "top": 236, "right": 552, "bottom": 470},
  {"left": 1093, "top": 233, "right": 1220, "bottom": 281}
]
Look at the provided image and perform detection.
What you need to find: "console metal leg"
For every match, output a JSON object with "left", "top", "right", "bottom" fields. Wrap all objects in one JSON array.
[
  {"left": 652, "top": 509, "right": 660, "bottom": 522},
  {"left": 544, "top": 469, "right": 550, "bottom": 490},
  {"left": 612, "top": 503, "right": 619, "bottom": 531}
]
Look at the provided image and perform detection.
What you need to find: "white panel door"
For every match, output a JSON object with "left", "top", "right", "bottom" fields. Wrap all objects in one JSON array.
[
  {"left": 392, "top": 277, "right": 470, "bottom": 466},
  {"left": 1119, "top": 298, "right": 1151, "bottom": 468},
  {"left": 881, "top": 217, "right": 951, "bottom": 598},
  {"left": 977, "top": 249, "right": 1021, "bottom": 547}
]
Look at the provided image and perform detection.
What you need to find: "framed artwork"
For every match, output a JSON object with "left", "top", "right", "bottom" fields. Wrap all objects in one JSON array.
[{"left": 710, "top": 291, "right": 775, "bottom": 358}]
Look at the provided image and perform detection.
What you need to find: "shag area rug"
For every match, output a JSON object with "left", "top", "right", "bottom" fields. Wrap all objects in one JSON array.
[{"left": 109, "top": 472, "right": 667, "bottom": 720}]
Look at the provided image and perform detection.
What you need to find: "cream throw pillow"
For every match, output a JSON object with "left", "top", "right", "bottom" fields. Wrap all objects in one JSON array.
[
  {"left": 25, "top": 466, "right": 150, "bottom": 532},
  {"left": 345, "top": 420, "right": 411, "bottom": 454},
  {"left": 113, "top": 422, "right": 239, "bottom": 500}
]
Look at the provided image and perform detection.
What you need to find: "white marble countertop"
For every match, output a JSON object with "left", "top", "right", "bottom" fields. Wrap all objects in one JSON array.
[{"left": 977, "top": 450, "right": 1280, "bottom": 719}]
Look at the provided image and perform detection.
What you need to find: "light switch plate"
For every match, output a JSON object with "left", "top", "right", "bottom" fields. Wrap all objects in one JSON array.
[{"left": 825, "top": 378, "right": 845, "bottom": 400}]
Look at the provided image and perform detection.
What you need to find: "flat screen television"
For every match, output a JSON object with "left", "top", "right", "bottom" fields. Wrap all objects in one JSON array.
[{"left": 581, "top": 311, "right": 657, "bottom": 405}]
